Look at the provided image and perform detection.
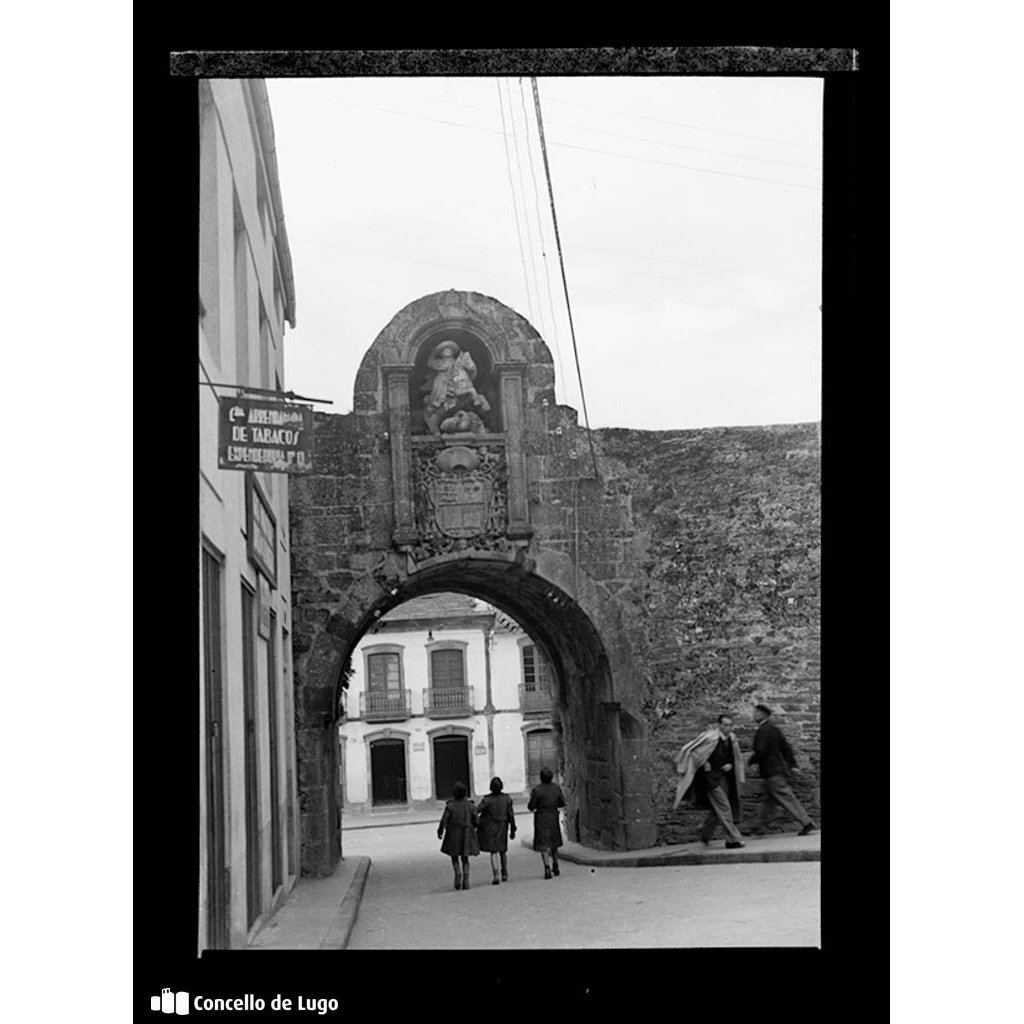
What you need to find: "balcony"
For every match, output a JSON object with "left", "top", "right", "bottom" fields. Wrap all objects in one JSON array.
[
  {"left": 520, "top": 684, "right": 552, "bottom": 716},
  {"left": 359, "top": 689, "right": 412, "bottom": 722},
  {"left": 423, "top": 686, "right": 474, "bottom": 719}
]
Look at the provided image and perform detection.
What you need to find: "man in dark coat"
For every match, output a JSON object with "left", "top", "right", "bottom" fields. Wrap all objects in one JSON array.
[
  {"left": 675, "top": 715, "right": 746, "bottom": 849},
  {"left": 747, "top": 704, "right": 819, "bottom": 836}
]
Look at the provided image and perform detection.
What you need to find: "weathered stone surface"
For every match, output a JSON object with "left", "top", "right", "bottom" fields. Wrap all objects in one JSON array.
[{"left": 288, "top": 291, "right": 819, "bottom": 877}]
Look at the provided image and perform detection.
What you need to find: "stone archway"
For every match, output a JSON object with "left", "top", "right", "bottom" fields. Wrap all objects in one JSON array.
[{"left": 289, "top": 290, "right": 657, "bottom": 876}]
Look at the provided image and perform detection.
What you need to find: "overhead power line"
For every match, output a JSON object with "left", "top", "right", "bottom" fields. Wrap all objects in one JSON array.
[
  {"left": 328, "top": 100, "right": 822, "bottom": 192},
  {"left": 504, "top": 78, "right": 546, "bottom": 338},
  {"left": 530, "top": 77, "right": 600, "bottom": 479},
  {"left": 418, "top": 89, "right": 820, "bottom": 170},
  {"left": 495, "top": 80, "right": 535, "bottom": 323},
  {"left": 457, "top": 83, "right": 820, "bottom": 150},
  {"left": 516, "top": 77, "right": 571, "bottom": 406},
  {"left": 542, "top": 93, "right": 820, "bottom": 149},
  {"left": 337, "top": 201, "right": 818, "bottom": 286},
  {"left": 291, "top": 235, "right": 820, "bottom": 320}
]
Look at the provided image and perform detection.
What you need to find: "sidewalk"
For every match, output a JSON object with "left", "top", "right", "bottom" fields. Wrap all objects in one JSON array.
[
  {"left": 249, "top": 856, "right": 371, "bottom": 950},
  {"left": 521, "top": 830, "right": 820, "bottom": 867}
]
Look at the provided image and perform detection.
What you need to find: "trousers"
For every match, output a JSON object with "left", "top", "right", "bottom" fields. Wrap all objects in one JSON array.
[
  {"left": 700, "top": 781, "right": 743, "bottom": 842},
  {"left": 760, "top": 773, "right": 813, "bottom": 828}
]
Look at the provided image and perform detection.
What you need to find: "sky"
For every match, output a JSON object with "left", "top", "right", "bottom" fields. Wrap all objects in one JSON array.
[{"left": 267, "top": 76, "right": 822, "bottom": 431}]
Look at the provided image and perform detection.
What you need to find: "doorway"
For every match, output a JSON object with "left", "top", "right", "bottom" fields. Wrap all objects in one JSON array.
[
  {"left": 202, "top": 547, "right": 228, "bottom": 950},
  {"left": 526, "top": 729, "right": 558, "bottom": 789},
  {"left": 370, "top": 739, "right": 407, "bottom": 806},
  {"left": 433, "top": 735, "right": 470, "bottom": 800},
  {"left": 240, "top": 583, "right": 261, "bottom": 930}
]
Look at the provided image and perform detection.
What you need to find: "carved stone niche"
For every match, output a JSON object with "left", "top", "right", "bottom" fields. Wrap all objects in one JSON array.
[
  {"left": 410, "top": 328, "right": 501, "bottom": 437},
  {"left": 385, "top": 339, "right": 532, "bottom": 561}
]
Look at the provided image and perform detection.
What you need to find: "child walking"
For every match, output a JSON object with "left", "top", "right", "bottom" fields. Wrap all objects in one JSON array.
[
  {"left": 476, "top": 776, "right": 517, "bottom": 884},
  {"left": 437, "top": 781, "right": 480, "bottom": 890},
  {"left": 527, "top": 767, "right": 566, "bottom": 879}
]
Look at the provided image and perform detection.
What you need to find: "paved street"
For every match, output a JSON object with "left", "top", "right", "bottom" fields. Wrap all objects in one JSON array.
[{"left": 343, "top": 821, "right": 820, "bottom": 948}]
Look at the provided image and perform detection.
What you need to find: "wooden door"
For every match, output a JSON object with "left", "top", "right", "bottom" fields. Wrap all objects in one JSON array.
[
  {"left": 202, "top": 549, "right": 228, "bottom": 950},
  {"left": 267, "top": 611, "right": 282, "bottom": 893},
  {"left": 526, "top": 730, "right": 558, "bottom": 788},
  {"left": 370, "top": 740, "right": 407, "bottom": 806},
  {"left": 241, "top": 584, "right": 261, "bottom": 929},
  {"left": 433, "top": 735, "right": 470, "bottom": 800}
]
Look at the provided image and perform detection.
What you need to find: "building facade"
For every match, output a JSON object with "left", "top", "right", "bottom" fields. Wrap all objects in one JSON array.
[
  {"left": 198, "top": 78, "right": 300, "bottom": 951},
  {"left": 338, "top": 593, "right": 560, "bottom": 815}
]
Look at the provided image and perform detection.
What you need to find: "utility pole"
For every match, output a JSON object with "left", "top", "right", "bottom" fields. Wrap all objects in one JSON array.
[{"left": 483, "top": 615, "right": 496, "bottom": 782}]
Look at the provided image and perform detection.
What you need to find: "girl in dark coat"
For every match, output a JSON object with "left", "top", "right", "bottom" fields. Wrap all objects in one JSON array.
[
  {"left": 527, "top": 767, "right": 566, "bottom": 879},
  {"left": 437, "top": 781, "right": 480, "bottom": 890},
  {"left": 476, "top": 776, "right": 517, "bottom": 885}
]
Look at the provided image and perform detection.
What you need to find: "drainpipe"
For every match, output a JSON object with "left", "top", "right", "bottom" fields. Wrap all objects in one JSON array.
[{"left": 484, "top": 616, "right": 496, "bottom": 782}]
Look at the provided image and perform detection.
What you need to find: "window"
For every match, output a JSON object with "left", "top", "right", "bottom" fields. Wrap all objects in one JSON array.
[
  {"left": 256, "top": 170, "right": 270, "bottom": 240},
  {"left": 259, "top": 300, "right": 271, "bottom": 390},
  {"left": 367, "top": 652, "right": 402, "bottom": 692},
  {"left": 272, "top": 245, "right": 284, "bottom": 325},
  {"left": 521, "top": 644, "right": 551, "bottom": 691},
  {"left": 361, "top": 646, "right": 409, "bottom": 720},
  {"left": 245, "top": 473, "right": 277, "bottom": 586},
  {"left": 430, "top": 648, "right": 465, "bottom": 690},
  {"left": 199, "top": 83, "right": 220, "bottom": 364},
  {"left": 233, "top": 195, "right": 249, "bottom": 388}
]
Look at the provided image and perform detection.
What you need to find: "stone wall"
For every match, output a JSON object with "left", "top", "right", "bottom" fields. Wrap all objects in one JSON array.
[
  {"left": 588, "top": 421, "right": 821, "bottom": 842},
  {"left": 286, "top": 287, "right": 818, "bottom": 872},
  {"left": 290, "top": 407, "right": 819, "bottom": 858}
]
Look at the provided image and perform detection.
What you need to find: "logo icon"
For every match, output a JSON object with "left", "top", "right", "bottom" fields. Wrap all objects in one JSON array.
[{"left": 150, "top": 990, "right": 189, "bottom": 1015}]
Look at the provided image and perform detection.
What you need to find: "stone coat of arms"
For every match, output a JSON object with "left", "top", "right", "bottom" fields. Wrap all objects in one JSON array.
[{"left": 414, "top": 443, "right": 509, "bottom": 558}]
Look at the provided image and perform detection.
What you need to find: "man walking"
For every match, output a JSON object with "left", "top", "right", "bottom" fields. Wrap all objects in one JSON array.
[
  {"left": 673, "top": 714, "right": 746, "bottom": 849},
  {"left": 748, "top": 703, "right": 819, "bottom": 836}
]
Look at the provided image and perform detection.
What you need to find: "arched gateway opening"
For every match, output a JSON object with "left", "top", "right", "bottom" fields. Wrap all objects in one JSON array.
[{"left": 289, "top": 290, "right": 656, "bottom": 877}]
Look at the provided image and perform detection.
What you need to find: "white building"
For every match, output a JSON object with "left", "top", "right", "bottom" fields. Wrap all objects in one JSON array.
[
  {"left": 198, "top": 78, "right": 300, "bottom": 951},
  {"left": 338, "top": 593, "right": 561, "bottom": 815}
]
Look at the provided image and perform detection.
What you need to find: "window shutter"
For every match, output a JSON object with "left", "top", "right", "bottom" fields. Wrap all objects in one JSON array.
[{"left": 432, "top": 649, "right": 464, "bottom": 689}]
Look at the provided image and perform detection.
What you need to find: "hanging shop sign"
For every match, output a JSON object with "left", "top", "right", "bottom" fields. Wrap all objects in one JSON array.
[{"left": 218, "top": 397, "right": 314, "bottom": 474}]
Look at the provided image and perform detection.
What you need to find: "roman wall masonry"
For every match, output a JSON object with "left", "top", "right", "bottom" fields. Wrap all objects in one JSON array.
[{"left": 288, "top": 290, "right": 820, "bottom": 876}]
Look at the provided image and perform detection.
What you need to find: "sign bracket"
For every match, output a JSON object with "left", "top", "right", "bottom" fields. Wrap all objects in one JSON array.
[{"left": 200, "top": 381, "right": 333, "bottom": 405}]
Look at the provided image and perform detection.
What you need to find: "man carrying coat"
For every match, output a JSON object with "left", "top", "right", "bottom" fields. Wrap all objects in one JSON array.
[
  {"left": 747, "top": 703, "right": 819, "bottom": 836},
  {"left": 673, "top": 714, "right": 746, "bottom": 848}
]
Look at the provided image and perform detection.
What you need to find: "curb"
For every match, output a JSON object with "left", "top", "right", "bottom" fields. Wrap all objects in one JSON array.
[
  {"left": 519, "top": 839, "right": 820, "bottom": 867},
  {"left": 343, "top": 819, "right": 439, "bottom": 832},
  {"left": 343, "top": 805, "right": 532, "bottom": 833},
  {"left": 319, "top": 857, "right": 371, "bottom": 949}
]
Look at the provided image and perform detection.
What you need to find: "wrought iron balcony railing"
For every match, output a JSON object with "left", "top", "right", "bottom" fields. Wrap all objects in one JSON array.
[
  {"left": 423, "top": 686, "right": 474, "bottom": 719},
  {"left": 519, "top": 684, "right": 553, "bottom": 715},
  {"left": 359, "top": 689, "right": 412, "bottom": 722}
]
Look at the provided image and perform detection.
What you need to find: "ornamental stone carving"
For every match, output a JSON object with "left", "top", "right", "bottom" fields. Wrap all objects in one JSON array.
[
  {"left": 411, "top": 442, "right": 510, "bottom": 562},
  {"left": 421, "top": 340, "right": 492, "bottom": 436}
]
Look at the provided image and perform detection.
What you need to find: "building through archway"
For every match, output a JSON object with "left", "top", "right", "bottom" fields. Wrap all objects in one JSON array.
[{"left": 337, "top": 590, "right": 564, "bottom": 815}]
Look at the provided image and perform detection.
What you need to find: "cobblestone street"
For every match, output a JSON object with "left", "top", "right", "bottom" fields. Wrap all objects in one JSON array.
[{"left": 343, "top": 821, "right": 820, "bottom": 948}]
